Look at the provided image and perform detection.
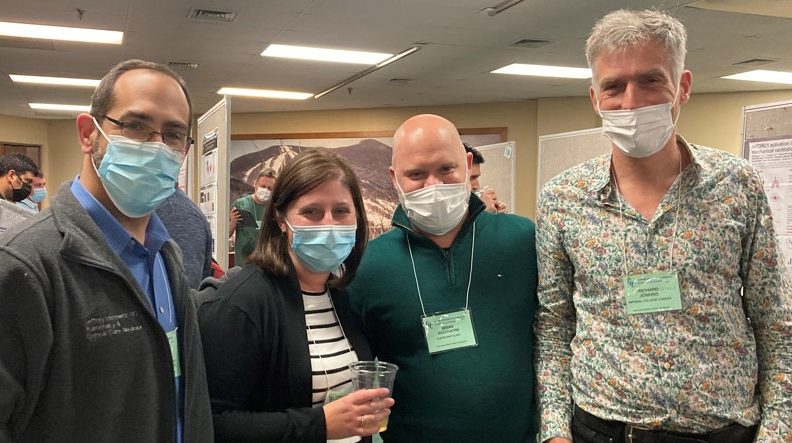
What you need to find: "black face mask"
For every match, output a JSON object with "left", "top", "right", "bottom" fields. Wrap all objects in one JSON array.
[{"left": 11, "top": 180, "right": 32, "bottom": 202}]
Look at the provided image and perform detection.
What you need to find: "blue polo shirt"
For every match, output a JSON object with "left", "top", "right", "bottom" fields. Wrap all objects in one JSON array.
[{"left": 71, "top": 178, "right": 184, "bottom": 442}]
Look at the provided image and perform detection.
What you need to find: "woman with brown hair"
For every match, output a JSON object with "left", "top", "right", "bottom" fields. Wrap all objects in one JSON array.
[{"left": 199, "top": 149, "right": 393, "bottom": 443}]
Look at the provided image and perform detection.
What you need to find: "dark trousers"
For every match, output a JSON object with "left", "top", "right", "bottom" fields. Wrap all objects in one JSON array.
[{"left": 572, "top": 405, "right": 758, "bottom": 443}]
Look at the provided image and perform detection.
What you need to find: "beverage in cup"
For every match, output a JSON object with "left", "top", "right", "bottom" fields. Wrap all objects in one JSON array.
[{"left": 348, "top": 361, "right": 398, "bottom": 432}]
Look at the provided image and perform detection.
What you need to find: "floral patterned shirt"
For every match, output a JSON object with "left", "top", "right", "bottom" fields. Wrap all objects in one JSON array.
[{"left": 535, "top": 137, "right": 792, "bottom": 442}]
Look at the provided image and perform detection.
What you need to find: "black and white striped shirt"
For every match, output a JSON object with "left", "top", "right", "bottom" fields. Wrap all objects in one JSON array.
[
  {"left": 303, "top": 290, "right": 359, "bottom": 405},
  {"left": 303, "top": 290, "right": 360, "bottom": 443}
]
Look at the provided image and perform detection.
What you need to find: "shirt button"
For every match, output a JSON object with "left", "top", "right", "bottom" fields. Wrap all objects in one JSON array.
[
  {"left": 663, "top": 362, "right": 671, "bottom": 369},
  {"left": 159, "top": 306, "right": 165, "bottom": 314}
]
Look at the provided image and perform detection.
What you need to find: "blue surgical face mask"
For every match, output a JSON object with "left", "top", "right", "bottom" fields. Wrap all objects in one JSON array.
[
  {"left": 286, "top": 221, "right": 357, "bottom": 273},
  {"left": 29, "top": 187, "right": 47, "bottom": 203},
  {"left": 93, "top": 117, "right": 183, "bottom": 218}
]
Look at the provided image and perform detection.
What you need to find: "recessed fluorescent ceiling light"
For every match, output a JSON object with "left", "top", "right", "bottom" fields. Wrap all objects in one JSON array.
[
  {"left": 0, "top": 21, "right": 123, "bottom": 44},
  {"left": 11, "top": 74, "right": 100, "bottom": 87},
  {"left": 217, "top": 87, "right": 313, "bottom": 100},
  {"left": 491, "top": 63, "right": 591, "bottom": 79},
  {"left": 29, "top": 103, "right": 91, "bottom": 112},
  {"left": 261, "top": 44, "right": 392, "bottom": 65},
  {"left": 722, "top": 69, "right": 792, "bottom": 85}
]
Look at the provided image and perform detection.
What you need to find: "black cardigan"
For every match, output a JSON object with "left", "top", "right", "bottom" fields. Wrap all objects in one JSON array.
[{"left": 197, "top": 265, "right": 373, "bottom": 443}]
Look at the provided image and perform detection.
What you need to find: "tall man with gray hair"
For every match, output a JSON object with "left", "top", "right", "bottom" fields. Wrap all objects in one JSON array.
[{"left": 535, "top": 9, "right": 790, "bottom": 443}]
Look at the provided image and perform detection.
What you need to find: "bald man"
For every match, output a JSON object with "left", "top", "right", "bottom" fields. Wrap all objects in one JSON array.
[{"left": 348, "top": 114, "right": 538, "bottom": 442}]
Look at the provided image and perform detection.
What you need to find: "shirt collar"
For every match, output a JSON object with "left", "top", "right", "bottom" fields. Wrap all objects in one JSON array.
[
  {"left": 588, "top": 134, "right": 704, "bottom": 197},
  {"left": 70, "top": 176, "right": 171, "bottom": 255}
]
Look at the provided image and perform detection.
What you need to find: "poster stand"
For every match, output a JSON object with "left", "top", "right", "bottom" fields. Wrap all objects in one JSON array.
[{"left": 196, "top": 97, "right": 231, "bottom": 269}]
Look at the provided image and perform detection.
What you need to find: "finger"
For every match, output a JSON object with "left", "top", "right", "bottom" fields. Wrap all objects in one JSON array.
[
  {"left": 369, "top": 408, "right": 391, "bottom": 424},
  {"left": 349, "top": 388, "right": 390, "bottom": 404},
  {"left": 358, "top": 413, "right": 387, "bottom": 434},
  {"left": 370, "top": 397, "right": 395, "bottom": 410}
]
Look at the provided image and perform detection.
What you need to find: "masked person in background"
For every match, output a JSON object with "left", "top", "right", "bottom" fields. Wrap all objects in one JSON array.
[
  {"left": 230, "top": 168, "right": 276, "bottom": 266},
  {"left": 16, "top": 170, "right": 46, "bottom": 213},
  {"left": 0, "top": 153, "right": 40, "bottom": 232},
  {"left": 199, "top": 149, "right": 393, "bottom": 443},
  {"left": 463, "top": 143, "right": 507, "bottom": 213},
  {"left": 535, "top": 10, "right": 791, "bottom": 443},
  {"left": 348, "top": 114, "right": 538, "bottom": 442},
  {"left": 0, "top": 59, "right": 213, "bottom": 442}
]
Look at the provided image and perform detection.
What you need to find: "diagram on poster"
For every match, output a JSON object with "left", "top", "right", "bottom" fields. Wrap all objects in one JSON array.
[
  {"left": 201, "top": 130, "right": 219, "bottom": 187},
  {"left": 200, "top": 183, "right": 217, "bottom": 217}
]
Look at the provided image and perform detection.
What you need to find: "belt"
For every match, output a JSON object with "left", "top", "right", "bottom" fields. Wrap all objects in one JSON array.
[{"left": 573, "top": 405, "right": 758, "bottom": 443}]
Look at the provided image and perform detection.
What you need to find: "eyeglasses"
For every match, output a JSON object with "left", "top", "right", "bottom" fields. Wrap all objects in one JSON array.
[{"left": 103, "top": 115, "right": 194, "bottom": 154}]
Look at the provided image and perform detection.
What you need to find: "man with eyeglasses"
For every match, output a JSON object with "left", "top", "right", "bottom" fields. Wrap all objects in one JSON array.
[
  {"left": 0, "top": 60, "right": 213, "bottom": 442},
  {"left": 0, "top": 153, "right": 40, "bottom": 233}
]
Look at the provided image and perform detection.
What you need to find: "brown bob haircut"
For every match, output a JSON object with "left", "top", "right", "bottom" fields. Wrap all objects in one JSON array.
[{"left": 247, "top": 149, "right": 368, "bottom": 288}]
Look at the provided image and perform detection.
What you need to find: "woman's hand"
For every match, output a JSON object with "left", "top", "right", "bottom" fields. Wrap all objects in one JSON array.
[{"left": 323, "top": 388, "right": 395, "bottom": 439}]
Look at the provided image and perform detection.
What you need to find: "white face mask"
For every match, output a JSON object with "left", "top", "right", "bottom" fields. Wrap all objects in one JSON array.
[
  {"left": 254, "top": 187, "right": 271, "bottom": 202},
  {"left": 397, "top": 182, "right": 470, "bottom": 236},
  {"left": 597, "top": 90, "right": 680, "bottom": 158}
]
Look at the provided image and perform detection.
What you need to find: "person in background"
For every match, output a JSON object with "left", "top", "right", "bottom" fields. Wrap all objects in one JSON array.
[
  {"left": 157, "top": 186, "right": 214, "bottom": 289},
  {"left": 199, "top": 149, "right": 393, "bottom": 443},
  {"left": 16, "top": 170, "right": 46, "bottom": 213},
  {"left": 0, "top": 153, "right": 39, "bottom": 233},
  {"left": 348, "top": 114, "right": 538, "bottom": 442},
  {"left": 230, "top": 168, "right": 276, "bottom": 266},
  {"left": 0, "top": 59, "right": 213, "bottom": 442},
  {"left": 535, "top": 9, "right": 791, "bottom": 443},
  {"left": 463, "top": 142, "right": 507, "bottom": 213}
]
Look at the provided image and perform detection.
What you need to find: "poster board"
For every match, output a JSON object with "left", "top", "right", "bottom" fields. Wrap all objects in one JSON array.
[
  {"left": 537, "top": 127, "right": 611, "bottom": 198},
  {"left": 197, "top": 97, "right": 231, "bottom": 269},
  {"left": 741, "top": 100, "right": 792, "bottom": 275},
  {"left": 229, "top": 129, "right": 505, "bottom": 238},
  {"left": 473, "top": 141, "right": 515, "bottom": 212}
]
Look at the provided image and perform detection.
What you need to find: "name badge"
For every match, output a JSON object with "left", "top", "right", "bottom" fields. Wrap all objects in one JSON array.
[
  {"left": 624, "top": 271, "right": 682, "bottom": 315},
  {"left": 167, "top": 328, "right": 182, "bottom": 378},
  {"left": 324, "top": 384, "right": 352, "bottom": 405},
  {"left": 421, "top": 309, "right": 478, "bottom": 354}
]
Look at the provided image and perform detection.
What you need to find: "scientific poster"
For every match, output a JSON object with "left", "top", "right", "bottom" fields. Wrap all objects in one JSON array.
[{"left": 746, "top": 137, "right": 792, "bottom": 274}]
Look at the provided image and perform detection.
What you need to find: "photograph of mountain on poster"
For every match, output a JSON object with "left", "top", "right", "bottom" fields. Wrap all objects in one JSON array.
[{"left": 229, "top": 132, "right": 502, "bottom": 238}]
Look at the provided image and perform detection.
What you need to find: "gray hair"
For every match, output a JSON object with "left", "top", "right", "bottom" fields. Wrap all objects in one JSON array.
[
  {"left": 586, "top": 9, "right": 687, "bottom": 89},
  {"left": 90, "top": 59, "right": 193, "bottom": 131}
]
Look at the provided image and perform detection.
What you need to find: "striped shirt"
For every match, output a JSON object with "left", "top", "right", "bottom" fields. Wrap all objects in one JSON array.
[
  {"left": 303, "top": 291, "right": 358, "bottom": 406},
  {"left": 303, "top": 290, "right": 360, "bottom": 443}
]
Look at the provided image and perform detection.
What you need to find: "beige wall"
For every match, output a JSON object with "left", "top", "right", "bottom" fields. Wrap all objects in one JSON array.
[
  {"left": 0, "top": 113, "right": 50, "bottom": 168},
  {"left": 2, "top": 88, "right": 791, "bottom": 217},
  {"left": 46, "top": 119, "right": 83, "bottom": 193},
  {"left": 679, "top": 90, "right": 792, "bottom": 156}
]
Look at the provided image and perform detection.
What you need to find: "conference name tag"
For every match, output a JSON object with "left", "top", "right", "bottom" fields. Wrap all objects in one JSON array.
[
  {"left": 324, "top": 385, "right": 352, "bottom": 405},
  {"left": 421, "top": 309, "right": 478, "bottom": 354},
  {"left": 167, "top": 328, "right": 182, "bottom": 378},
  {"left": 624, "top": 271, "right": 682, "bottom": 315}
]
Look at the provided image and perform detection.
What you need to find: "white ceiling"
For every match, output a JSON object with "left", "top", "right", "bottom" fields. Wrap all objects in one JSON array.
[{"left": 1, "top": 0, "right": 791, "bottom": 119}]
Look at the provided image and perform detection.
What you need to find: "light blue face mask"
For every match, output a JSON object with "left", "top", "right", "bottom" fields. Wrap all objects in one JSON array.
[
  {"left": 29, "top": 187, "right": 47, "bottom": 203},
  {"left": 287, "top": 221, "right": 357, "bottom": 273},
  {"left": 93, "top": 118, "right": 184, "bottom": 218}
]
